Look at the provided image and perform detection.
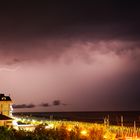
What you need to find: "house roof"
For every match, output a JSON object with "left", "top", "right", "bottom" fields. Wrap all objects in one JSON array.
[
  {"left": 0, "top": 114, "right": 13, "bottom": 120},
  {"left": 0, "top": 94, "right": 12, "bottom": 101}
]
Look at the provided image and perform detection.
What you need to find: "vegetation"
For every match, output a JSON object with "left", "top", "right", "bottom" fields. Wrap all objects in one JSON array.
[
  {"left": 1, "top": 118, "right": 140, "bottom": 140},
  {"left": 0, "top": 124, "right": 139, "bottom": 140},
  {"left": 0, "top": 124, "right": 111, "bottom": 140}
]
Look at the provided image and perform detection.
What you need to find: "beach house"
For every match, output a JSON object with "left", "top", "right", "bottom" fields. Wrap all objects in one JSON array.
[{"left": 0, "top": 93, "right": 13, "bottom": 126}]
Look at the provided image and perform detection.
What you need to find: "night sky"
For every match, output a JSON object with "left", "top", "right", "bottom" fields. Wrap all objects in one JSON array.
[{"left": 0, "top": 1, "right": 140, "bottom": 112}]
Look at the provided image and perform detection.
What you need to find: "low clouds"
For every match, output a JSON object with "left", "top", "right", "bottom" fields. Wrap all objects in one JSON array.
[
  {"left": 13, "top": 104, "right": 35, "bottom": 109},
  {"left": 40, "top": 103, "right": 50, "bottom": 107},
  {"left": 53, "top": 100, "right": 61, "bottom": 106},
  {"left": 13, "top": 100, "right": 67, "bottom": 109}
]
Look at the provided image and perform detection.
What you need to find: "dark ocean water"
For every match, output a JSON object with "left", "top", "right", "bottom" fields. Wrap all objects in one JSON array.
[{"left": 13, "top": 111, "right": 140, "bottom": 127}]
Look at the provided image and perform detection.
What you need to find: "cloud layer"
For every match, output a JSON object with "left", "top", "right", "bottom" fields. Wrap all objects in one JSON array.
[
  {"left": 0, "top": 39, "right": 138, "bottom": 111},
  {"left": 0, "top": 1, "right": 140, "bottom": 111}
]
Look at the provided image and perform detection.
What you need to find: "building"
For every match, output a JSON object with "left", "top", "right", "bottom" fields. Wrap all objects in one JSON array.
[
  {"left": 0, "top": 114, "right": 13, "bottom": 126},
  {"left": 0, "top": 93, "right": 13, "bottom": 126}
]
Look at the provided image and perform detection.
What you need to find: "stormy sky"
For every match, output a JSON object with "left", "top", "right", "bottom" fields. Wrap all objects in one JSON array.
[{"left": 0, "top": 1, "right": 140, "bottom": 111}]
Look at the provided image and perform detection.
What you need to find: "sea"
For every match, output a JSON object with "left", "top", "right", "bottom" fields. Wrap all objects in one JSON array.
[{"left": 13, "top": 111, "right": 140, "bottom": 127}]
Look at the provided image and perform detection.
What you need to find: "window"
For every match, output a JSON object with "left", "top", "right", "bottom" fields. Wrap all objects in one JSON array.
[{"left": 1, "top": 97, "right": 6, "bottom": 100}]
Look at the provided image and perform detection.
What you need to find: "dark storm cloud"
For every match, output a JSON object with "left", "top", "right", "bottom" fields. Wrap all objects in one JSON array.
[
  {"left": 0, "top": 1, "right": 140, "bottom": 111},
  {"left": 13, "top": 104, "right": 35, "bottom": 109},
  {"left": 0, "top": 1, "right": 140, "bottom": 59},
  {"left": 0, "top": 1, "right": 140, "bottom": 40},
  {"left": 39, "top": 102, "right": 67, "bottom": 107},
  {"left": 51, "top": 100, "right": 67, "bottom": 106},
  {"left": 40, "top": 103, "right": 50, "bottom": 107},
  {"left": 53, "top": 100, "right": 61, "bottom": 106},
  {"left": 13, "top": 101, "right": 66, "bottom": 108},
  {"left": 0, "top": 1, "right": 139, "bottom": 65}
]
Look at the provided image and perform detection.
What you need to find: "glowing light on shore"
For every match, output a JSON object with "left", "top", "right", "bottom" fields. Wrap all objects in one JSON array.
[
  {"left": 80, "top": 130, "right": 88, "bottom": 136},
  {"left": 12, "top": 120, "right": 18, "bottom": 126},
  {"left": 48, "top": 124, "right": 54, "bottom": 128},
  {"left": 67, "top": 126, "right": 72, "bottom": 131},
  {"left": 32, "top": 119, "right": 36, "bottom": 124},
  {"left": 45, "top": 124, "right": 54, "bottom": 129}
]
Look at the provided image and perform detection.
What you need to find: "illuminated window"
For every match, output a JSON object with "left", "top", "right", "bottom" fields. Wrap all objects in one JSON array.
[{"left": 1, "top": 97, "right": 6, "bottom": 100}]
